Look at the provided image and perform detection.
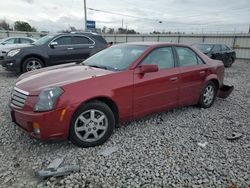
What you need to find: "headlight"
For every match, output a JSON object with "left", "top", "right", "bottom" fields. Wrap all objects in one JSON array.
[
  {"left": 34, "top": 87, "right": 64, "bottom": 112},
  {"left": 7, "top": 49, "right": 20, "bottom": 57}
]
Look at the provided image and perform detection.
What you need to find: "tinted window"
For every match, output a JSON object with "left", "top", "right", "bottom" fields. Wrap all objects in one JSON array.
[
  {"left": 221, "top": 45, "right": 230, "bottom": 51},
  {"left": 72, "top": 36, "right": 92, "bottom": 45},
  {"left": 212, "top": 45, "right": 221, "bottom": 52},
  {"left": 176, "top": 47, "right": 198, "bottom": 67},
  {"left": 20, "top": 38, "right": 33, "bottom": 44},
  {"left": 54, "top": 36, "right": 72, "bottom": 45},
  {"left": 141, "top": 47, "right": 174, "bottom": 70}
]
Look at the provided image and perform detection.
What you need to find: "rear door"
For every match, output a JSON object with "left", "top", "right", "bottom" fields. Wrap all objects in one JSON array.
[
  {"left": 133, "top": 47, "right": 180, "bottom": 117},
  {"left": 47, "top": 35, "right": 75, "bottom": 65},
  {"left": 174, "top": 47, "right": 208, "bottom": 106},
  {"left": 71, "top": 35, "right": 95, "bottom": 61}
]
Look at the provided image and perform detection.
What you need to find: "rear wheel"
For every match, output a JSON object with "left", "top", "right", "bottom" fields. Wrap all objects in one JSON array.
[
  {"left": 22, "top": 57, "right": 44, "bottom": 72},
  {"left": 69, "top": 101, "right": 115, "bottom": 147},
  {"left": 199, "top": 81, "right": 217, "bottom": 108}
]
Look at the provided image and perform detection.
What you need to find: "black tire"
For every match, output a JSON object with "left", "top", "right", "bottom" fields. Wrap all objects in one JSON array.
[
  {"left": 225, "top": 57, "right": 234, "bottom": 68},
  {"left": 198, "top": 81, "right": 217, "bottom": 108},
  {"left": 22, "top": 57, "right": 44, "bottom": 73},
  {"left": 69, "top": 101, "right": 115, "bottom": 147}
]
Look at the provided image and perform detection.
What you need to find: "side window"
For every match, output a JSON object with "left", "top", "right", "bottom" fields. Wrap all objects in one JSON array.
[
  {"left": 54, "top": 36, "right": 72, "bottom": 45},
  {"left": 141, "top": 47, "right": 175, "bottom": 70},
  {"left": 20, "top": 38, "right": 33, "bottom": 44},
  {"left": 72, "top": 36, "right": 93, "bottom": 45},
  {"left": 176, "top": 47, "right": 198, "bottom": 67},
  {"left": 212, "top": 45, "right": 221, "bottom": 52},
  {"left": 3, "top": 38, "right": 16, "bottom": 44}
]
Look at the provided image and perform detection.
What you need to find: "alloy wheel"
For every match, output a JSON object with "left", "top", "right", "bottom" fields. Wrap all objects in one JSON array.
[{"left": 74, "top": 109, "right": 108, "bottom": 142}]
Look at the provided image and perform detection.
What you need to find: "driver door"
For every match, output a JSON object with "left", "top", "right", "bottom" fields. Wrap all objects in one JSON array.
[{"left": 133, "top": 47, "right": 180, "bottom": 117}]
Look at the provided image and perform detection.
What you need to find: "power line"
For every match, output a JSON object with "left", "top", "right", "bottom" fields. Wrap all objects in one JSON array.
[{"left": 87, "top": 7, "right": 162, "bottom": 23}]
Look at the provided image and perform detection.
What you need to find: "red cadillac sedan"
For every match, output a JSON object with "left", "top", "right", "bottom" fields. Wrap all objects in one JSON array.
[{"left": 9, "top": 42, "right": 233, "bottom": 147}]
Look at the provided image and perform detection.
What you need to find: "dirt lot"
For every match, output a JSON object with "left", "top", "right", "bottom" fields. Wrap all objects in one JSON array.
[{"left": 0, "top": 61, "right": 249, "bottom": 188}]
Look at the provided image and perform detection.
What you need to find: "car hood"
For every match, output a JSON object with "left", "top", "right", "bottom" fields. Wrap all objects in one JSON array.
[{"left": 16, "top": 63, "right": 114, "bottom": 95}]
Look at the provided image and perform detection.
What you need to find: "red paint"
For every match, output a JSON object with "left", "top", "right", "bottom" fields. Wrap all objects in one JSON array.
[{"left": 11, "top": 43, "right": 228, "bottom": 141}]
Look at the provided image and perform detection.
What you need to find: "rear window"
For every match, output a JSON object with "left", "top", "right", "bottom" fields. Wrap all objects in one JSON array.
[{"left": 92, "top": 35, "right": 107, "bottom": 44}]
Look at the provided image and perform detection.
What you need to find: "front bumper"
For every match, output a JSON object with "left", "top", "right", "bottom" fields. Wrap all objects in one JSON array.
[
  {"left": 217, "top": 84, "right": 234, "bottom": 99},
  {"left": 1, "top": 56, "right": 22, "bottom": 72},
  {"left": 9, "top": 106, "right": 72, "bottom": 141}
]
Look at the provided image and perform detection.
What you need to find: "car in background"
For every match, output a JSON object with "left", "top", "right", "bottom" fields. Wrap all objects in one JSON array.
[
  {"left": 191, "top": 43, "right": 236, "bottom": 67},
  {"left": 0, "top": 37, "right": 36, "bottom": 60},
  {"left": 1, "top": 32, "right": 108, "bottom": 73},
  {"left": 9, "top": 42, "right": 233, "bottom": 147}
]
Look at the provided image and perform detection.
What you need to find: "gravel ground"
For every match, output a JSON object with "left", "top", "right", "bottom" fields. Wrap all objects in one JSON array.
[{"left": 0, "top": 61, "right": 249, "bottom": 188}]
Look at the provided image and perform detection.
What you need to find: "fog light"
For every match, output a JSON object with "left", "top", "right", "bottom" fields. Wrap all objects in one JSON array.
[
  {"left": 7, "top": 62, "right": 13, "bottom": 66},
  {"left": 33, "top": 122, "right": 40, "bottom": 134}
]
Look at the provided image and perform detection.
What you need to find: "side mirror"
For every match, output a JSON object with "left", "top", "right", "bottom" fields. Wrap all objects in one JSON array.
[
  {"left": 135, "top": 64, "right": 159, "bottom": 74},
  {"left": 49, "top": 41, "right": 58, "bottom": 48}
]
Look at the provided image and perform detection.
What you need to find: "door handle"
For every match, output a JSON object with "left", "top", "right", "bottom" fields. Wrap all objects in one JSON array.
[
  {"left": 200, "top": 71, "right": 206, "bottom": 76},
  {"left": 89, "top": 46, "right": 94, "bottom": 49},
  {"left": 67, "top": 47, "right": 74, "bottom": 50},
  {"left": 170, "top": 77, "right": 178, "bottom": 81}
]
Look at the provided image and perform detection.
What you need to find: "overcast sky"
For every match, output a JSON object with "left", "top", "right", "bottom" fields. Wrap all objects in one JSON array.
[{"left": 0, "top": 0, "right": 249, "bottom": 33}]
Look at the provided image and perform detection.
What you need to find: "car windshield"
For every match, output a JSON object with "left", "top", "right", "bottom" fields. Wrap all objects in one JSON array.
[
  {"left": 33, "top": 35, "right": 55, "bottom": 45},
  {"left": 192, "top": 44, "right": 214, "bottom": 53},
  {"left": 83, "top": 45, "right": 148, "bottom": 71}
]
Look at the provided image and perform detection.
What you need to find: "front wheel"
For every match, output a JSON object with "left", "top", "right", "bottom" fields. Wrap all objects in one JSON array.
[
  {"left": 22, "top": 57, "right": 44, "bottom": 72},
  {"left": 69, "top": 101, "right": 115, "bottom": 147},
  {"left": 199, "top": 81, "right": 217, "bottom": 108}
]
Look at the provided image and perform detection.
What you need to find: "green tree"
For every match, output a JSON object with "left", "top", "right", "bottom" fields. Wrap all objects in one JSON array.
[
  {"left": 14, "top": 21, "right": 37, "bottom": 32},
  {"left": 0, "top": 20, "right": 12, "bottom": 30}
]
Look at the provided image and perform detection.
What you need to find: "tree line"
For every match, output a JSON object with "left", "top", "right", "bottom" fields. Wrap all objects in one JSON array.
[{"left": 0, "top": 20, "right": 37, "bottom": 32}]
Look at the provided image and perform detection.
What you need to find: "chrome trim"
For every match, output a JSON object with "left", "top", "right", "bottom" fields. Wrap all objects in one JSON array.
[
  {"left": 10, "top": 87, "right": 29, "bottom": 109},
  {"left": 14, "top": 87, "right": 29, "bottom": 96}
]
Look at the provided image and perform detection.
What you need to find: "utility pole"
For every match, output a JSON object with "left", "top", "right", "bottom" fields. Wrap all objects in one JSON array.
[{"left": 84, "top": 0, "right": 87, "bottom": 31}]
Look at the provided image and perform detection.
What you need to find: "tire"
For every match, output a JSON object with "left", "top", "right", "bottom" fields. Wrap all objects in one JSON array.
[
  {"left": 198, "top": 81, "right": 217, "bottom": 108},
  {"left": 225, "top": 57, "right": 234, "bottom": 68},
  {"left": 22, "top": 57, "right": 44, "bottom": 73},
  {"left": 69, "top": 101, "right": 115, "bottom": 147}
]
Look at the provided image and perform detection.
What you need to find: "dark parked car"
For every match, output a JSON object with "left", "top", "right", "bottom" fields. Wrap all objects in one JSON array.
[
  {"left": 192, "top": 43, "right": 236, "bottom": 67},
  {"left": 9, "top": 42, "right": 233, "bottom": 147},
  {"left": 1, "top": 33, "right": 108, "bottom": 73}
]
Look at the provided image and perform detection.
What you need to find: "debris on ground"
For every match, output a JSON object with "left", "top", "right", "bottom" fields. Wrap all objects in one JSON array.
[
  {"left": 97, "top": 146, "right": 119, "bottom": 157},
  {"left": 47, "top": 157, "right": 64, "bottom": 170},
  {"left": 37, "top": 157, "right": 80, "bottom": 179},
  {"left": 37, "top": 165, "right": 80, "bottom": 179},
  {"left": 226, "top": 132, "right": 243, "bottom": 141},
  {"left": 197, "top": 141, "right": 208, "bottom": 148}
]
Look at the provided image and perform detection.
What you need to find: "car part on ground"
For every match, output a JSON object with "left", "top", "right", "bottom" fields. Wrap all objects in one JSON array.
[{"left": 0, "top": 32, "right": 108, "bottom": 73}]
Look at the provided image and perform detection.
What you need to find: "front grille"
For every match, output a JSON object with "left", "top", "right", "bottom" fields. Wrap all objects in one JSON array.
[{"left": 10, "top": 87, "right": 29, "bottom": 109}]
